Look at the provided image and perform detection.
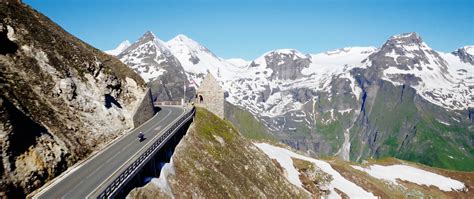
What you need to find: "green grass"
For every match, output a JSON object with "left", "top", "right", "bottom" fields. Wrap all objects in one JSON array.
[
  {"left": 195, "top": 107, "right": 237, "bottom": 143},
  {"left": 315, "top": 120, "right": 344, "bottom": 152},
  {"left": 224, "top": 102, "right": 277, "bottom": 142},
  {"left": 398, "top": 118, "right": 474, "bottom": 171}
]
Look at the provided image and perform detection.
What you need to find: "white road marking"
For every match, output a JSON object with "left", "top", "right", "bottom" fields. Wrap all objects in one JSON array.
[{"left": 154, "top": 126, "right": 163, "bottom": 131}]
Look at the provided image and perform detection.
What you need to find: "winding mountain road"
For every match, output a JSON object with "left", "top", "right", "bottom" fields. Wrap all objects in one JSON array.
[{"left": 33, "top": 106, "right": 188, "bottom": 199}]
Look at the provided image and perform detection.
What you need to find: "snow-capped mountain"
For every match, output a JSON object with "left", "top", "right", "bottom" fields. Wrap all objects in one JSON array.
[
  {"left": 117, "top": 31, "right": 184, "bottom": 82},
  {"left": 110, "top": 32, "right": 248, "bottom": 87},
  {"left": 117, "top": 31, "right": 189, "bottom": 101},
  {"left": 225, "top": 47, "right": 377, "bottom": 117},
  {"left": 367, "top": 32, "right": 473, "bottom": 110},
  {"left": 104, "top": 40, "right": 131, "bottom": 56},
  {"left": 109, "top": 32, "right": 474, "bottom": 171},
  {"left": 219, "top": 33, "right": 474, "bottom": 169},
  {"left": 452, "top": 45, "right": 474, "bottom": 65},
  {"left": 165, "top": 34, "right": 246, "bottom": 85}
]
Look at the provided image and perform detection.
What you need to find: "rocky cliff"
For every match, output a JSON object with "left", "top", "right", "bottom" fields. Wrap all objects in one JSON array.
[{"left": 0, "top": 1, "right": 151, "bottom": 197}]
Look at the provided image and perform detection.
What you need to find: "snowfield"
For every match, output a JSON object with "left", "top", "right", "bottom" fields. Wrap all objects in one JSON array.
[
  {"left": 255, "top": 143, "right": 377, "bottom": 199},
  {"left": 165, "top": 34, "right": 246, "bottom": 85},
  {"left": 352, "top": 164, "right": 466, "bottom": 192}
]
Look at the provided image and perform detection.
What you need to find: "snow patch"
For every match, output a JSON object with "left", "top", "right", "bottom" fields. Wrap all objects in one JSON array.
[
  {"left": 255, "top": 143, "right": 376, "bottom": 199},
  {"left": 337, "top": 108, "right": 352, "bottom": 115},
  {"left": 462, "top": 46, "right": 474, "bottom": 56},
  {"left": 352, "top": 164, "right": 465, "bottom": 192},
  {"left": 151, "top": 159, "right": 175, "bottom": 197},
  {"left": 436, "top": 119, "right": 450, "bottom": 126}
]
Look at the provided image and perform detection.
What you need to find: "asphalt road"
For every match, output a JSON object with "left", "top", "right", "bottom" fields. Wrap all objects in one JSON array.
[{"left": 34, "top": 106, "right": 187, "bottom": 199}]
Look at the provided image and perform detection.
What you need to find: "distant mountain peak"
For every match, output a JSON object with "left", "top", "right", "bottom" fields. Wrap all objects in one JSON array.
[
  {"left": 452, "top": 45, "right": 474, "bottom": 64},
  {"left": 105, "top": 40, "right": 131, "bottom": 56},
  {"left": 119, "top": 40, "right": 131, "bottom": 47},
  {"left": 139, "top": 31, "right": 158, "bottom": 42},
  {"left": 261, "top": 49, "right": 309, "bottom": 60},
  {"left": 384, "top": 32, "right": 431, "bottom": 49},
  {"left": 379, "top": 32, "right": 433, "bottom": 54},
  {"left": 172, "top": 34, "right": 193, "bottom": 42},
  {"left": 166, "top": 33, "right": 223, "bottom": 72},
  {"left": 271, "top": 48, "right": 302, "bottom": 54},
  {"left": 390, "top": 32, "right": 421, "bottom": 41},
  {"left": 461, "top": 45, "right": 474, "bottom": 56},
  {"left": 167, "top": 34, "right": 207, "bottom": 53}
]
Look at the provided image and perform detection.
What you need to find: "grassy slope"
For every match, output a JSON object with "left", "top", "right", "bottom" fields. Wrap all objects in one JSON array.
[{"left": 225, "top": 102, "right": 277, "bottom": 142}]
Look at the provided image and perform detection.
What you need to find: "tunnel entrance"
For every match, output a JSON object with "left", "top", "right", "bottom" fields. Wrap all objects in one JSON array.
[{"left": 199, "top": 95, "right": 203, "bottom": 103}]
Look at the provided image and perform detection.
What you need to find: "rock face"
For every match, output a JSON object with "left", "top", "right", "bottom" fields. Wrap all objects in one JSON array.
[
  {"left": 127, "top": 108, "right": 309, "bottom": 198},
  {"left": 261, "top": 49, "right": 310, "bottom": 81},
  {"left": 0, "top": 2, "right": 149, "bottom": 197},
  {"left": 132, "top": 88, "right": 155, "bottom": 127}
]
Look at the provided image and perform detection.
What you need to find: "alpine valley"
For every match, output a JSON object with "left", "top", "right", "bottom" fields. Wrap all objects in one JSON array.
[{"left": 109, "top": 31, "right": 474, "bottom": 172}]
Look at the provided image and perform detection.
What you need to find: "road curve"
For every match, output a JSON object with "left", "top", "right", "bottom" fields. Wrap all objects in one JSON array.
[{"left": 33, "top": 106, "right": 187, "bottom": 199}]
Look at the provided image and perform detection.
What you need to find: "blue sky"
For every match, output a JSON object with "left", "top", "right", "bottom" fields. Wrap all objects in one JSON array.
[{"left": 24, "top": 0, "right": 473, "bottom": 60}]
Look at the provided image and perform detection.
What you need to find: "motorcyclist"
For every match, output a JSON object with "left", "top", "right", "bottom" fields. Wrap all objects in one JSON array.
[{"left": 138, "top": 132, "right": 144, "bottom": 142}]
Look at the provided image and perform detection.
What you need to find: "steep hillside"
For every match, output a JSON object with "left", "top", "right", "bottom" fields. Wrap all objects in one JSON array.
[
  {"left": 127, "top": 108, "right": 308, "bottom": 198},
  {"left": 0, "top": 1, "right": 150, "bottom": 197},
  {"left": 224, "top": 101, "right": 276, "bottom": 141}
]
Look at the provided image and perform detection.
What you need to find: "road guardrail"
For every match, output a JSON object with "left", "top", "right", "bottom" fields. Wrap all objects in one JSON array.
[{"left": 96, "top": 107, "right": 195, "bottom": 198}]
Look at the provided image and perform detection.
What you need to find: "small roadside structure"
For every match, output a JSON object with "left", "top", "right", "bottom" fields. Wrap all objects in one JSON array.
[{"left": 195, "top": 73, "right": 225, "bottom": 119}]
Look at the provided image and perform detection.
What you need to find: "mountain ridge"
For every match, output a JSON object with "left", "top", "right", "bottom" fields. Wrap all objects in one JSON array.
[{"left": 109, "top": 31, "right": 474, "bottom": 171}]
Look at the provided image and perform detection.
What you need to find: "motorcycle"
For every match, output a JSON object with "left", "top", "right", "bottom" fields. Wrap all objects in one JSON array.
[{"left": 137, "top": 132, "right": 145, "bottom": 142}]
